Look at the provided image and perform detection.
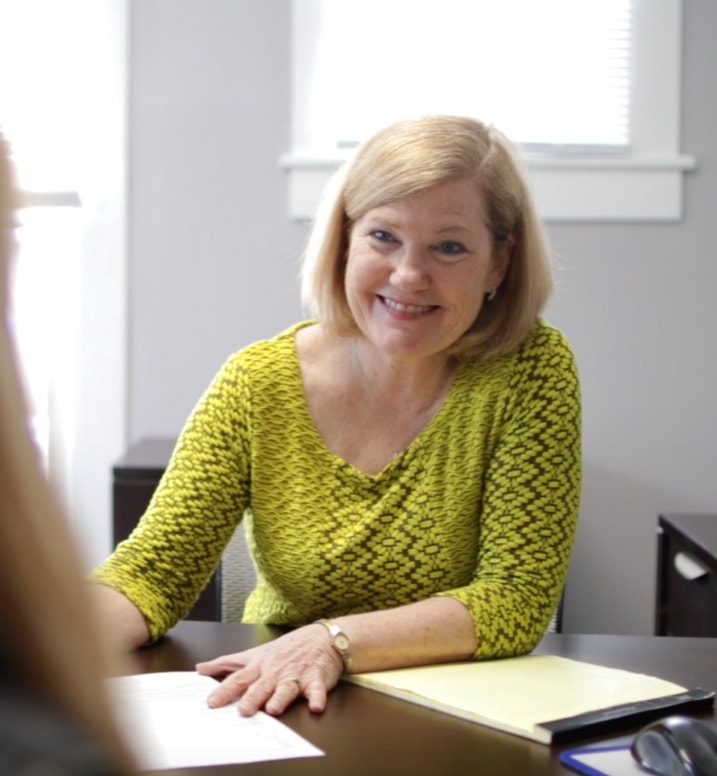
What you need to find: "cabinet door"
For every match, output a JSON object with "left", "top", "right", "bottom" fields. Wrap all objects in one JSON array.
[{"left": 657, "top": 522, "right": 717, "bottom": 637}]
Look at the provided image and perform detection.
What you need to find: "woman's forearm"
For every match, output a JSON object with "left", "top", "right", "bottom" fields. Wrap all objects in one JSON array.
[
  {"left": 327, "top": 596, "right": 478, "bottom": 674},
  {"left": 196, "top": 596, "right": 479, "bottom": 716},
  {"left": 88, "top": 583, "right": 150, "bottom": 651}
]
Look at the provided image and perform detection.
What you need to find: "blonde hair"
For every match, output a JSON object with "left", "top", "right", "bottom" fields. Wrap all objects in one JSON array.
[
  {"left": 0, "top": 132, "right": 136, "bottom": 773},
  {"left": 301, "top": 115, "right": 553, "bottom": 360}
]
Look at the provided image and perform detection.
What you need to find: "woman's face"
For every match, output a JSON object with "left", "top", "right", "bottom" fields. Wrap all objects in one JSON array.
[{"left": 344, "top": 177, "right": 510, "bottom": 364}]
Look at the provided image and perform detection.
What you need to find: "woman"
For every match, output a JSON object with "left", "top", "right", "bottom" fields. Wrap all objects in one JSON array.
[
  {"left": 0, "top": 132, "right": 136, "bottom": 772},
  {"left": 90, "top": 115, "right": 581, "bottom": 719}
]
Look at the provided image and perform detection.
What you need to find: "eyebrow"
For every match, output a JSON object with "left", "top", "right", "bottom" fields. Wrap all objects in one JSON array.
[
  {"left": 362, "top": 213, "right": 474, "bottom": 234},
  {"left": 433, "top": 224, "right": 473, "bottom": 235}
]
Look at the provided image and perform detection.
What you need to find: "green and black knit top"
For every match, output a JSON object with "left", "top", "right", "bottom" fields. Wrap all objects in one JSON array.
[{"left": 91, "top": 318, "right": 581, "bottom": 659}]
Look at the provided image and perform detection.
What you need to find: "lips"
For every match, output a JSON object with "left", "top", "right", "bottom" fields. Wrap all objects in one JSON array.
[{"left": 381, "top": 296, "right": 436, "bottom": 314}]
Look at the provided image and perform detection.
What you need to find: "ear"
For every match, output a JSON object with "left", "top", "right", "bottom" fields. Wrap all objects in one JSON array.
[{"left": 490, "top": 234, "right": 514, "bottom": 290}]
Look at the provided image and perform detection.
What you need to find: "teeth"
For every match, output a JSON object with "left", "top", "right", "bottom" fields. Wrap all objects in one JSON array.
[{"left": 383, "top": 297, "right": 433, "bottom": 314}]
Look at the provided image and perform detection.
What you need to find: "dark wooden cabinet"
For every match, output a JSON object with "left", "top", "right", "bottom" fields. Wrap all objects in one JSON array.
[
  {"left": 655, "top": 513, "right": 717, "bottom": 636},
  {"left": 112, "top": 437, "right": 221, "bottom": 621}
]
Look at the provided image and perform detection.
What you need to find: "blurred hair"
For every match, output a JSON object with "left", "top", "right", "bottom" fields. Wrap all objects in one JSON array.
[
  {"left": 0, "top": 129, "right": 135, "bottom": 773},
  {"left": 301, "top": 115, "right": 554, "bottom": 360}
]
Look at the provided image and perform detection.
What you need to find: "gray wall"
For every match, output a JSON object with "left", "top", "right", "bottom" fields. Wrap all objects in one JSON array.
[
  {"left": 545, "top": 0, "right": 717, "bottom": 633},
  {"left": 127, "top": 0, "right": 717, "bottom": 635},
  {"left": 129, "top": 0, "right": 305, "bottom": 439}
]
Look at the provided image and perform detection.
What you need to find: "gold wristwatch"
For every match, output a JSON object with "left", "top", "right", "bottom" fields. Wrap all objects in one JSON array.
[{"left": 316, "top": 618, "right": 352, "bottom": 671}]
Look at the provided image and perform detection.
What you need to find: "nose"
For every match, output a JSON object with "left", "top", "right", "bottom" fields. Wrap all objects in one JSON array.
[{"left": 390, "top": 243, "right": 429, "bottom": 289}]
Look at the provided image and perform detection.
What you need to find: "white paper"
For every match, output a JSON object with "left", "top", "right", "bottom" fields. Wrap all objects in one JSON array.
[{"left": 108, "top": 671, "right": 323, "bottom": 770}]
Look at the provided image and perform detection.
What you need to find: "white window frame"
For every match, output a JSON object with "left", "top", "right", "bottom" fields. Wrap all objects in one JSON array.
[{"left": 282, "top": 0, "right": 693, "bottom": 223}]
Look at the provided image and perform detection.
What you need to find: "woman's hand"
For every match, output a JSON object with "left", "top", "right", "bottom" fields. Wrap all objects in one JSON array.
[
  {"left": 195, "top": 623, "right": 343, "bottom": 717},
  {"left": 197, "top": 599, "right": 477, "bottom": 717}
]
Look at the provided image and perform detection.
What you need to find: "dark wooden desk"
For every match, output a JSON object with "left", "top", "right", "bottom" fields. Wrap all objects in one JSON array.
[{"left": 128, "top": 622, "right": 717, "bottom": 776}]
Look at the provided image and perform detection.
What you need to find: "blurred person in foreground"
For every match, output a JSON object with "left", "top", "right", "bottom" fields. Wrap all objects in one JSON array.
[
  {"left": 0, "top": 129, "right": 136, "bottom": 774},
  {"left": 90, "top": 115, "right": 582, "bottom": 719}
]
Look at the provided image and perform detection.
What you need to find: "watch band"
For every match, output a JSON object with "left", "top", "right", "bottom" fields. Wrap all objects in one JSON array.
[{"left": 316, "top": 618, "right": 352, "bottom": 672}]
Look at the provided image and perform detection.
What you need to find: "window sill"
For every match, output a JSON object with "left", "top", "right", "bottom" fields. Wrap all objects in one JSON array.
[
  {"left": 280, "top": 153, "right": 696, "bottom": 224},
  {"left": 21, "top": 190, "right": 82, "bottom": 208}
]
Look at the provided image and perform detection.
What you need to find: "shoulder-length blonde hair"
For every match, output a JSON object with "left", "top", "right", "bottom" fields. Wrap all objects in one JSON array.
[{"left": 301, "top": 115, "right": 553, "bottom": 360}]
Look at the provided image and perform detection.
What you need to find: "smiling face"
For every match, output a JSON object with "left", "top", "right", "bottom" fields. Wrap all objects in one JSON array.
[{"left": 344, "top": 178, "right": 510, "bottom": 365}]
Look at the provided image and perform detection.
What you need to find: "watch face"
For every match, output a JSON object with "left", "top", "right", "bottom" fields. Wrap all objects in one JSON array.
[{"left": 335, "top": 633, "right": 350, "bottom": 651}]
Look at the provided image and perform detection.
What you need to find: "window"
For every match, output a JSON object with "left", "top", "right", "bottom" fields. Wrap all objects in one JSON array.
[
  {"left": 283, "top": 0, "right": 692, "bottom": 222},
  {"left": 1, "top": 0, "right": 127, "bottom": 554},
  {"left": 0, "top": 1, "right": 89, "bottom": 467}
]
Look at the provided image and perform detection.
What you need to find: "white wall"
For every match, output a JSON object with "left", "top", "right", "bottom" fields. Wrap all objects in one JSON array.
[{"left": 120, "top": 0, "right": 717, "bottom": 634}]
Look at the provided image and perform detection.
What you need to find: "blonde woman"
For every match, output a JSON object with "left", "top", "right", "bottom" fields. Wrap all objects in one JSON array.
[
  {"left": 0, "top": 131, "right": 135, "bottom": 774},
  {"left": 92, "top": 115, "right": 581, "bottom": 719}
]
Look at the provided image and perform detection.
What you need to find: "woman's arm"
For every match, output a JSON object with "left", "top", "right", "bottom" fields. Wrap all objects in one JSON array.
[
  {"left": 332, "top": 596, "right": 477, "bottom": 671},
  {"left": 89, "top": 354, "right": 252, "bottom": 642},
  {"left": 87, "top": 584, "right": 150, "bottom": 650},
  {"left": 197, "top": 596, "right": 476, "bottom": 716},
  {"left": 441, "top": 325, "right": 582, "bottom": 658}
]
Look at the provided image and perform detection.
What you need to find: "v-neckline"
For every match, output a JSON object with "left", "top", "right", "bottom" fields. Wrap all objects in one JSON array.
[{"left": 288, "top": 324, "right": 464, "bottom": 479}]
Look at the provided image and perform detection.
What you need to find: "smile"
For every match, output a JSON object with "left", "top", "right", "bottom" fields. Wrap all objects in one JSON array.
[{"left": 381, "top": 296, "right": 435, "bottom": 314}]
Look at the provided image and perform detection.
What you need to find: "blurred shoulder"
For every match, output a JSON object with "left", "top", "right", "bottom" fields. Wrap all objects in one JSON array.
[
  {"left": 519, "top": 318, "right": 576, "bottom": 359},
  {"left": 464, "top": 318, "right": 578, "bottom": 391},
  {"left": 215, "top": 321, "right": 316, "bottom": 375},
  {"left": 0, "top": 683, "right": 122, "bottom": 776}
]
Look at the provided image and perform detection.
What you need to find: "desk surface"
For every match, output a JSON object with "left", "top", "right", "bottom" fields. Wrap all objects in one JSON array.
[{"left": 129, "top": 622, "right": 717, "bottom": 776}]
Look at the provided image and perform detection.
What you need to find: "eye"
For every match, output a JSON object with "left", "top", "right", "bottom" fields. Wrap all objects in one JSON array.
[
  {"left": 435, "top": 241, "right": 467, "bottom": 260},
  {"left": 370, "top": 229, "right": 395, "bottom": 243}
]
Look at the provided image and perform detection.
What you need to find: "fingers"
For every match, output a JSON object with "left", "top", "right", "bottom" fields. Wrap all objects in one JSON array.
[
  {"left": 303, "top": 678, "right": 330, "bottom": 715},
  {"left": 206, "top": 669, "right": 253, "bottom": 709},
  {"left": 196, "top": 652, "right": 258, "bottom": 708},
  {"left": 208, "top": 670, "right": 328, "bottom": 716},
  {"left": 196, "top": 654, "right": 244, "bottom": 677},
  {"left": 246, "top": 676, "right": 302, "bottom": 717},
  {"left": 245, "top": 675, "right": 329, "bottom": 717}
]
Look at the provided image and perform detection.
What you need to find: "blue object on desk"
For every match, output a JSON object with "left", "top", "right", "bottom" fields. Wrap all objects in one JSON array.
[{"left": 560, "top": 744, "right": 644, "bottom": 776}]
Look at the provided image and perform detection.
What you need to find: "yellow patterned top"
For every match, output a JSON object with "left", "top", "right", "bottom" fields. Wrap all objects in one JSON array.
[{"left": 92, "top": 318, "right": 581, "bottom": 658}]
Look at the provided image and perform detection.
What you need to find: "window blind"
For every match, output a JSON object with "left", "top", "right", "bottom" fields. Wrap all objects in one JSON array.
[{"left": 294, "top": 0, "right": 632, "bottom": 154}]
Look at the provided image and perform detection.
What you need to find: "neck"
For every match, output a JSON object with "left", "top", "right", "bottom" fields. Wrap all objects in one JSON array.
[{"left": 349, "top": 338, "right": 457, "bottom": 411}]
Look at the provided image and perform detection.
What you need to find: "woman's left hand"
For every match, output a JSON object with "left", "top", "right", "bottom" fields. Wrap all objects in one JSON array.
[{"left": 195, "top": 623, "right": 344, "bottom": 717}]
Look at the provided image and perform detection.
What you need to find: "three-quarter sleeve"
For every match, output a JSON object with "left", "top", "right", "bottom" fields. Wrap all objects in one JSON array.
[
  {"left": 90, "top": 353, "right": 252, "bottom": 641},
  {"left": 437, "top": 328, "right": 582, "bottom": 658}
]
